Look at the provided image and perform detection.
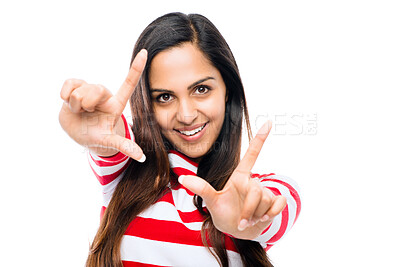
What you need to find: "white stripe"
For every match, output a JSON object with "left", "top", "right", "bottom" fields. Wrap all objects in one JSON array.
[
  {"left": 89, "top": 151, "right": 128, "bottom": 163},
  {"left": 261, "top": 180, "right": 297, "bottom": 232},
  {"left": 253, "top": 212, "right": 282, "bottom": 247},
  {"left": 138, "top": 201, "right": 203, "bottom": 231},
  {"left": 121, "top": 235, "right": 243, "bottom": 267},
  {"left": 256, "top": 181, "right": 297, "bottom": 245},
  {"left": 262, "top": 174, "right": 302, "bottom": 197},
  {"left": 168, "top": 153, "right": 198, "bottom": 174},
  {"left": 88, "top": 152, "right": 130, "bottom": 177},
  {"left": 101, "top": 171, "right": 125, "bottom": 207},
  {"left": 172, "top": 187, "right": 206, "bottom": 212}
]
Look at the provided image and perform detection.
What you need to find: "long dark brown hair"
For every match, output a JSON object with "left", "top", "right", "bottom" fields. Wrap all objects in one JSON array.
[{"left": 86, "top": 12, "right": 273, "bottom": 267}]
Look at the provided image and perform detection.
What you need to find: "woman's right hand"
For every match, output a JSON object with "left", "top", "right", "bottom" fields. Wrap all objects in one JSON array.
[{"left": 58, "top": 49, "right": 148, "bottom": 162}]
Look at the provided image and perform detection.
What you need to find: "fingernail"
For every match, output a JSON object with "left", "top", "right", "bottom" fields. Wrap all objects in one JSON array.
[
  {"left": 139, "top": 49, "right": 148, "bottom": 57},
  {"left": 137, "top": 154, "right": 146, "bottom": 163},
  {"left": 260, "top": 214, "right": 270, "bottom": 222},
  {"left": 178, "top": 176, "right": 185, "bottom": 184},
  {"left": 238, "top": 219, "right": 248, "bottom": 231}
]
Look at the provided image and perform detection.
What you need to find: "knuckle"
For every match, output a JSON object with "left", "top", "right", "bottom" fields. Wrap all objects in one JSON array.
[
  {"left": 124, "top": 77, "right": 136, "bottom": 88},
  {"left": 261, "top": 194, "right": 271, "bottom": 204},
  {"left": 268, "top": 206, "right": 279, "bottom": 216},
  {"left": 254, "top": 134, "right": 264, "bottom": 141},
  {"left": 60, "top": 90, "right": 66, "bottom": 100},
  {"left": 63, "top": 79, "right": 73, "bottom": 87},
  {"left": 71, "top": 90, "right": 82, "bottom": 101},
  {"left": 246, "top": 149, "right": 258, "bottom": 160},
  {"left": 61, "top": 80, "right": 72, "bottom": 99},
  {"left": 241, "top": 209, "right": 251, "bottom": 219},
  {"left": 131, "top": 60, "right": 144, "bottom": 73},
  {"left": 271, "top": 197, "right": 287, "bottom": 215},
  {"left": 199, "top": 186, "right": 208, "bottom": 199},
  {"left": 255, "top": 133, "right": 267, "bottom": 141},
  {"left": 251, "top": 185, "right": 262, "bottom": 195},
  {"left": 62, "top": 79, "right": 86, "bottom": 90},
  {"left": 81, "top": 100, "right": 94, "bottom": 111},
  {"left": 96, "top": 84, "right": 106, "bottom": 94}
]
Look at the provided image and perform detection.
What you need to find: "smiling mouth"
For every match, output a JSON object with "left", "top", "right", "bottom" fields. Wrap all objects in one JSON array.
[{"left": 174, "top": 123, "right": 208, "bottom": 136}]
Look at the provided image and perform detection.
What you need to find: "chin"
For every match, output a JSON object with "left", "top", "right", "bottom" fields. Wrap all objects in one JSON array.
[
  {"left": 175, "top": 144, "right": 211, "bottom": 160},
  {"left": 164, "top": 129, "right": 217, "bottom": 160}
]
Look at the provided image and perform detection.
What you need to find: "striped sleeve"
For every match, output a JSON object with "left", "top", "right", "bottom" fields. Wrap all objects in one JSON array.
[
  {"left": 250, "top": 173, "right": 302, "bottom": 251},
  {"left": 86, "top": 114, "right": 134, "bottom": 215}
]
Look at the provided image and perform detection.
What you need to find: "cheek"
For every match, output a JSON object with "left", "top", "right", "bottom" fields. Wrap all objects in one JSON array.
[
  {"left": 154, "top": 107, "right": 171, "bottom": 131},
  {"left": 215, "top": 107, "right": 226, "bottom": 127},
  {"left": 209, "top": 105, "right": 224, "bottom": 121},
  {"left": 205, "top": 95, "right": 226, "bottom": 122}
]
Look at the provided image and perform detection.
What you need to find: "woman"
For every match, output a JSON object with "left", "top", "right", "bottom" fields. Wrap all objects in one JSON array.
[{"left": 59, "top": 12, "right": 301, "bottom": 267}]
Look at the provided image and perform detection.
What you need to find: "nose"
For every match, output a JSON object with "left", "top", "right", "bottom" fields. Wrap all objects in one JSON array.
[{"left": 176, "top": 98, "right": 198, "bottom": 125}]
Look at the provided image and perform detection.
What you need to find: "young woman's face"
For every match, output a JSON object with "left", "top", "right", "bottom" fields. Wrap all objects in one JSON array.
[{"left": 149, "top": 42, "right": 227, "bottom": 160}]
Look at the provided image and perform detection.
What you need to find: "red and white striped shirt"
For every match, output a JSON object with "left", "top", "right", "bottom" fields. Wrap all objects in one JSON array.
[{"left": 87, "top": 115, "right": 301, "bottom": 266}]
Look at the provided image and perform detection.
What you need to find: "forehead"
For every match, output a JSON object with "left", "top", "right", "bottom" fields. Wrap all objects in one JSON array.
[{"left": 149, "top": 43, "right": 222, "bottom": 89}]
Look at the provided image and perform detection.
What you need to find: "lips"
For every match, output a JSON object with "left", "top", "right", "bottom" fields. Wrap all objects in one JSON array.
[
  {"left": 173, "top": 122, "right": 209, "bottom": 141},
  {"left": 175, "top": 123, "right": 207, "bottom": 136},
  {"left": 174, "top": 123, "right": 207, "bottom": 136}
]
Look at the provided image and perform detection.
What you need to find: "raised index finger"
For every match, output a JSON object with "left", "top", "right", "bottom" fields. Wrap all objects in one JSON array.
[
  {"left": 115, "top": 49, "right": 148, "bottom": 105},
  {"left": 236, "top": 121, "right": 272, "bottom": 173}
]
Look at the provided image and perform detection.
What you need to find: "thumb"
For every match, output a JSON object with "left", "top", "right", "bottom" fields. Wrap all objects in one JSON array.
[
  {"left": 178, "top": 175, "right": 217, "bottom": 205},
  {"left": 104, "top": 134, "right": 146, "bottom": 162}
]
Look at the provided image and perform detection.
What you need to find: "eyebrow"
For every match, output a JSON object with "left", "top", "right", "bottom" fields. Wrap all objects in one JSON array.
[{"left": 150, "top": 76, "right": 215, "bottom": 93}]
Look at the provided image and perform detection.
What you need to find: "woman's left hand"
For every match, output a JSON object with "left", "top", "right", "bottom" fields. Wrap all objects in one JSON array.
[{"left": 178, "top": 121, "right": 287, "bottom": 240}]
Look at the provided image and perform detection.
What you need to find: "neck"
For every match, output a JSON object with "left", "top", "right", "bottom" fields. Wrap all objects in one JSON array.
[
  {"left": 189, "top": 155, "right": 203, "bottom": 164},
  {"left": 170, "top": 148, "right": 204, "bottom": 164}
]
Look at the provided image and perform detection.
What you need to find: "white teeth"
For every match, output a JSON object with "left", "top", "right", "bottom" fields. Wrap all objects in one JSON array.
[{"left": 178, "top": 124, "right": 206, "bottom": 136}]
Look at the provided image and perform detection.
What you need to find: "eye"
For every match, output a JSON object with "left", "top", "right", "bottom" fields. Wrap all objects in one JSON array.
[
  {"left": 194, "top": 85, "right": 210, "bottom": 95},
  {"left": 156, "top": 93, "right": 174, "bottom": 103}
]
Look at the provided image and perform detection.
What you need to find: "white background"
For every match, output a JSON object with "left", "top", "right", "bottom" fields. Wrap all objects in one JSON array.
[{"left": 1, "top": 0, "right": 399, "bottom": 266}]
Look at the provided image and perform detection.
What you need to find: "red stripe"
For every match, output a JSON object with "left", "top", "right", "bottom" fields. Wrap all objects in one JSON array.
[
  {"left": 225, "top": 236, "right": 237, "bottom": 253},
  {"left": 157, "top": 191, "right": 207, "bottom": 223},
  {"left": 100, "top": 206, "right": 106, "bottom": 220},
  {"left": 171, "top": 182, "right": 196, "bottom": 196},
  {"left": 269, "top": 205, "right": 289, "bottom": 243},
  {"left": 261, "top": 223, "right": 272, "bottom": 235},
  {"left": 171, "top": 167, "right": 197, "bottom": 177},
  {"left": 120, "top": 113, "right": 133, "bottom": 142},
  {"left": 266, "top": 188, "right": 289, "bottom": 243},
  {"left": 89, "top": 163, "right": 127, "bottom": 185},
  {"left": 177, "top": 209, "right": 205, "bottom": 223},
  {"left": 122, "top": 261, "right": 166, "bottom": 267},
  {"left": 158, "top": 190, "right": 174, "bottom": 203},
  {"left": 125, "top": 217, "right": 204, "bottom": 246},
  {"left": 250, "top": 173, "right": 275, "bottom": 178},
  {"left": 263, "top": 178, "right": 301, "bottom": 223},
  {"left": 265, "top": 244, "right": 273, "bottom": 251},
  {"left": 89, "top": 152, "right": 129, "bottom": 167},
  {"left": 168, "top": 150, "right": 199, "bottom": 167},
  {"left": 102, "top": 190, "right": 209, "bottom": 233},
  {"left": 124, "top": 217, "right": 237, "bottom": 252},
  {"left": 203, "top": 230, "right": 237, "bottom": 253}
]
